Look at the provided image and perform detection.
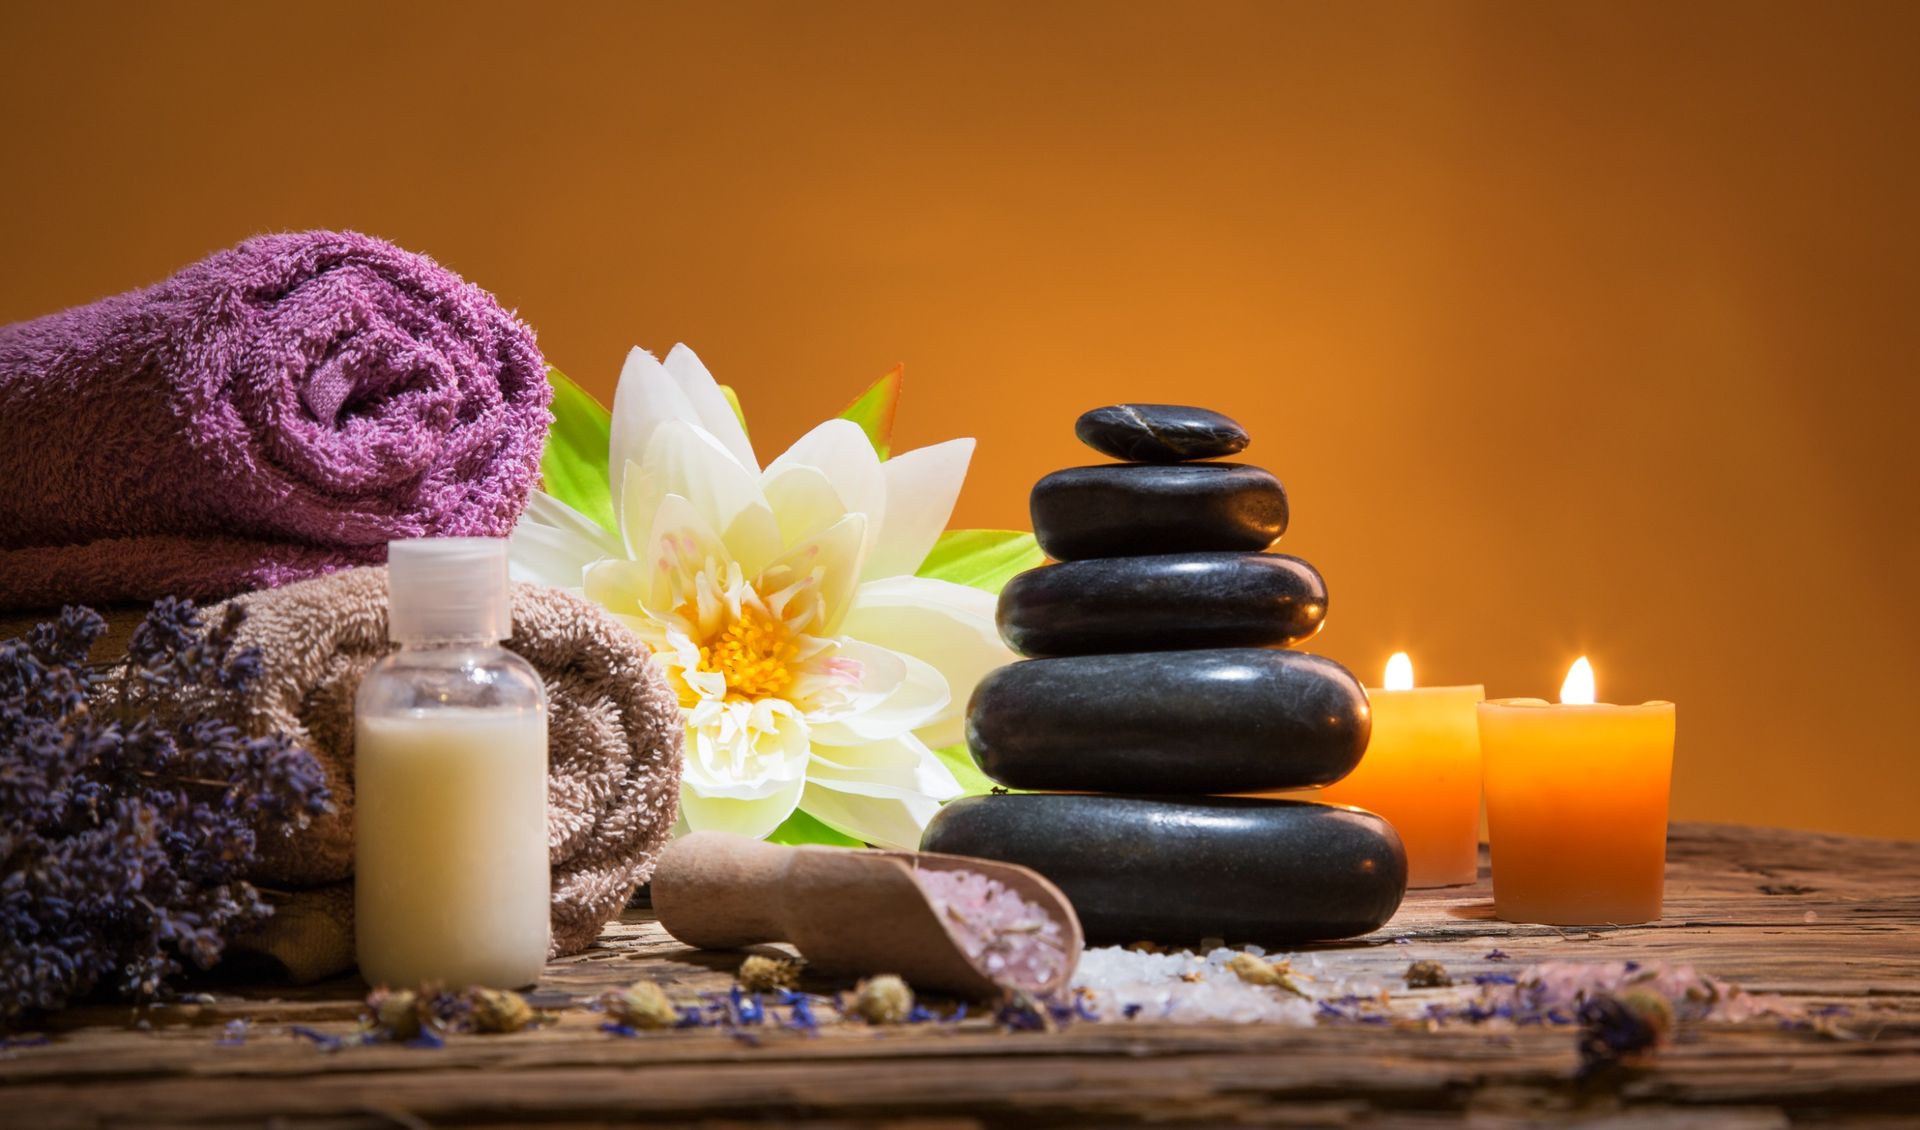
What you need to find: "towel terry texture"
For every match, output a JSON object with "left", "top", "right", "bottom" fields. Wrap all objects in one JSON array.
[
  {"left": 208, "top": 567, "right": 683, "bottom": 980},
  {"left": 0, "top": 230, "right": 551, "bottom": 611}
]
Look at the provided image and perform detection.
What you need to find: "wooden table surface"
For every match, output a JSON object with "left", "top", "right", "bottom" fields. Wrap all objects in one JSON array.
[{"left": 5, "top": 822, "right": 1918, "bottom": 1128}]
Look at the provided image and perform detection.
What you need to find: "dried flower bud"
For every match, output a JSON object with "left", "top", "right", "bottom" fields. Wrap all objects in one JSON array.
[
  {"left": 1225, "top": 953, "right": 1275, "bottom": 984},
  {"left": 1615, "top": 989, "right": 1676, "bottom": 1044},
  {"left": 367, "top": 988, "right": 421, "bottom": 1039},
  {"left": 1226, "top": 953, "right": 1308, "bottom": 997},
  {"left": 602, "top": 980, "right": 678, "bottom": 1030},
  {"left": 468, "top": 987, "right": 535, "bottom": 1034},
  {"left": 1405, "top": 960, "right": 1453, "bottom": 989},
  {"left": 1576, "top": 988, "right": 1676, "bottom": 1075},
  {"left": 851, "top": 975, "right": 914, "bottom": 1025},
  {"left": 737, "top": 955, "right": 801, "bottom": 994},
  {"left": 995, "top": 989, "right": 1057, "bottom": 1033}
]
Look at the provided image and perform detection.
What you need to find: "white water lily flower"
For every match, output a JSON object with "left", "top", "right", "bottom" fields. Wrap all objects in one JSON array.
[{"left": 510, "top": 345, "right": 1013, "bottom": 849}]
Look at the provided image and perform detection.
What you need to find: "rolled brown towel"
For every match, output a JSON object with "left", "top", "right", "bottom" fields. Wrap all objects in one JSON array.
[{"left": 205, "top": 566, "right": 682, "bottom": 979}]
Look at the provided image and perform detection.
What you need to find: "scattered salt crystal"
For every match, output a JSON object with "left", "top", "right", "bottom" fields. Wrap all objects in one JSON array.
[
  {"left": 913, "top": 867, "right": 1070, "bottom": 992},
  {"left": 1069, "top": 945, "right": 1388, "bottom": 1025},
  {"left": 1066, "top": 946, "right": 1798, "bottom": 1029}
]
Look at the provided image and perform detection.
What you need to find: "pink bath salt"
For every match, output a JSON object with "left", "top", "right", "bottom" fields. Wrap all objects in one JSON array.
[{"left": 914, "top": 867, "right": 1071, "bottom": 991}]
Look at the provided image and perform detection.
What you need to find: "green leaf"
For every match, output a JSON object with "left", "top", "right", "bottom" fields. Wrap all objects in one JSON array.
[
  {"left": 933, "top": 742, "right": 997, "bottom": 797},
  {"left": 538, "top": 367, "right": 617, "bottom": 535},
  {"left": 719, "top": 384, "right": 750, "bottom": 438},
  {"left": 915, "top": 529, "right": 1046, "bottom": 594},
  {"left": 766, "top": 808, "right": 866, "bottom": 848},
  {"left": 838, "top": 365, "right": 902, "bottom": 459}
]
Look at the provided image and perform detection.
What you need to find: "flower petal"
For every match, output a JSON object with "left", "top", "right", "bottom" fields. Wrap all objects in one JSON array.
[
  {"left": 862, "top": 438, "right": 975, "bottom": 582},
  {"left": 634, "top": 491, "right": 728, "bottom": 612},
  {"left": 758, "top": 511, "right": 867, "bottom": 636},
  {"left": 808, "top": 733, "right": 963, "bottom": 802},
  {"left": 663, "top": 343, "right": 759, "bottom": 474},
  {"left": 681, "top": 775, "right": 806, "bottom": 841},
  {"left": 524, "top": 491, "right": 624, "bottom": 558},
  {"left": 799, "top": 779, "right": 949, "bottom": 851},
  {"left": 681, "top": 700, "right": 813, "bottom": 795},
  {"left": 842, "top": 576, "right": 1014, "bottom": 749},
  {"left": 792, "top": 637, "right": 908, "bottom": 729},
  {"left": 808, "top": 646, "right": 951, "bottom": 744},
  {"left": 509, "top": 509, "right": 606, "bottom": 591},
  {"left": 761, "top": 463, "right": 850, "bottom": 548},
  {"left": 582, "top": 556, "right": 656, "bottom": 618},
  {"left": 764, "top": 419, "right": 887, "bottom": 563},
  {"left": 608, "top": 347, "right": 701, "bottom": 511},
  {"left": 639, "top": 420, "right": 773, "bottom": 550}
]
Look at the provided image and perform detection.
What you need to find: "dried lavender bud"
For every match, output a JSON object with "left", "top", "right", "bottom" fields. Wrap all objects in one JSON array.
[
  {"left": 737, "top": 955, "right": 801, "bottom": 994},
  {"left": 1405, "top": 960, "right": 1453, "bottom": 989},
  {"left": 852, "top": 975, "right": 914, "bottom": 1025},
  {"left": 602, "top": 981, "right": 678, "bottom": 1029},
  {"left": 468, "top": 988, "right": 535, "bottom": 1034},
  {"left": 1, "top": 601, "right": 331, "bottom": 1026}
]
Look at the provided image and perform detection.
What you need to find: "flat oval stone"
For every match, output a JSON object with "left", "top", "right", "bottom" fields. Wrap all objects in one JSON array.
[
  {"left": 966, "top": 648, "right": 1369, "bottom": 793},
  {"left": 997, "top": 552, "right": 1327, "bottom": 657},
  {"left": 1074, "top": 403, "right": 1250, "bottom": 462},
  {"left": 922, "top": 794, "right": 1406, "bottom": 944},
  {"left": 1031, "top": 464, "right": 1288, "bottom": 561}
]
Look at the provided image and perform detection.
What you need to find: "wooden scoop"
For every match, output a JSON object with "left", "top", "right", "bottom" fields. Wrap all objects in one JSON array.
[{"left": 651, "top": 831, "right": 1083, "bottom": 999}]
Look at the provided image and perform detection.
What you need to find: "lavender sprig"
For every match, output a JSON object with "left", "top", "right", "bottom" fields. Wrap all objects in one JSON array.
[{"left": 1, "top": 600, "right": 331, "bottom": 1025}]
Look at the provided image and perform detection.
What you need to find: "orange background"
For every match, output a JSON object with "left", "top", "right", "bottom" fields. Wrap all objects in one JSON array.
[{"left": 2, "top": 2, "right": 1915, "bottom": 838}]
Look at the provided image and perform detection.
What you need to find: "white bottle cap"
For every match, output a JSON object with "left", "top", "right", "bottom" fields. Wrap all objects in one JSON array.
[{"left": 386, "top": 538, "right": 512, "bottom": 643}]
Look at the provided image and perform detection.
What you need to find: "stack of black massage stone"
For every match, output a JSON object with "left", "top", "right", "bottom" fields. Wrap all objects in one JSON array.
[{"left": 922, "top": 404, "right": 1408, "bottom": 944}]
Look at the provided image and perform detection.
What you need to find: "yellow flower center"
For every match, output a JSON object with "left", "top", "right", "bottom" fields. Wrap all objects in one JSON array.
[{"left": 696, "top": 604, "right": 798, "bottom": 701}]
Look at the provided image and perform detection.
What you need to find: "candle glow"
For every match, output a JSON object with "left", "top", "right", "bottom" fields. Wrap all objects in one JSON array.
[
  {"left": 1561, "top": 656, "right": 1595, "bottom": 705},
  {"left": 1384, "top": 651, "right": 1414, "bottom": 691}
]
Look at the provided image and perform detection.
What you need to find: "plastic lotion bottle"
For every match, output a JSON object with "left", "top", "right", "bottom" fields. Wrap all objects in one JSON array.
[{"left": 355, "top": 538, "right": 550, "bottom": 988}]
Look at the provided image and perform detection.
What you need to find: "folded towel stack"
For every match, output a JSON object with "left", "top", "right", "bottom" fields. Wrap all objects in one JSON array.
[{"left": 0, "top": 230, "right": 551, "bottom": 610}]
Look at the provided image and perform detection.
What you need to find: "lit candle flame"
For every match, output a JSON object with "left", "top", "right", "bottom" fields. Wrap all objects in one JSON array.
[
  {"left": 1561, "top": 656, "right": 1596, "bottom": 705},
  {"left": 1384, "top": 651, "right": 1414, "bottom": 691}
]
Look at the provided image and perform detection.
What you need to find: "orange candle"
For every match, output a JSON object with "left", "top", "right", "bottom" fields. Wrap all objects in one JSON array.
[
  {"left": 1311, "top": 653, "right": 1484, "bottom": 888},
  {"left": 1478, "top": 658, "right": 1676, "bottom": 925}
]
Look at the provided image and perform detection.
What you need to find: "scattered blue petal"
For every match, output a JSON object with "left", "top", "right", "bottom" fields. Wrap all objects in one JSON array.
[
  {"left": 784, "top": 995, "right": 820, "bottom": 1034},
  {"left": 289, "top": 1025, "right": 349, "bottom": 1052}
]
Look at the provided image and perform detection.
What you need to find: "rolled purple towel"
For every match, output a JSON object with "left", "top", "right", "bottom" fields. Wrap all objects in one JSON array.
[{"left": 0, "top": 231, "right": 551, "bottom": 610}]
